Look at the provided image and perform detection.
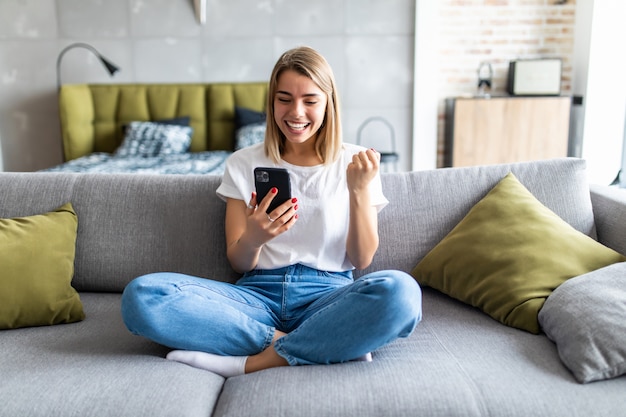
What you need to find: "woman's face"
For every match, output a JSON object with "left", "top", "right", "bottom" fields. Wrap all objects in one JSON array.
[{"left": 273, "top": 69, "right": 328, "bottom": 146}]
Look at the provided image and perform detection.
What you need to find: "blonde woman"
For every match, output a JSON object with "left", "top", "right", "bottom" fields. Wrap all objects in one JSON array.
[{"left": 121, "top": 46, "right": 422, "bottom": 377}]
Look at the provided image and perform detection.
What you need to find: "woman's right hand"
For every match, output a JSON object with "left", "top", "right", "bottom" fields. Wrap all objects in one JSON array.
[
  {"left": 224, "top": 191, "right": 298, "bottom": 273},
  {"left": 246, "top": 189, "right": 299, "bottom": 247}
]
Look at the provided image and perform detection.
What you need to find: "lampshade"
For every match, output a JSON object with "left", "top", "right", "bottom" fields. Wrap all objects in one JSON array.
[{"left": 56, "top": 42, "right": 120, "bottom": 91}]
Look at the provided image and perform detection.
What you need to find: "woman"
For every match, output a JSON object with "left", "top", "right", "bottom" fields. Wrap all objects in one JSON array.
[{"left": 121, "top": 46, "right": 422, "bottom": 377}]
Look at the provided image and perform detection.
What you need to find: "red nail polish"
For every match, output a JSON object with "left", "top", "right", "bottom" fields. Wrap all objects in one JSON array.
[
  {"left": 291, "top": 198, "right": 298, "bottom": 203},
  {"left": 271, "top": 187, "right": 277, "bottom": 194},
  {"left": 294, "top": 204, "right": 298, "bottom": 210},
  {"left": 295, "top": 214, "right": 299, "bottom": 219}
]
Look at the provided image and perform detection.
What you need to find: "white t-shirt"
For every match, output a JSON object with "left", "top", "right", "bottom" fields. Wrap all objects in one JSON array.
[{"left": 216, "top": 142, "right": 389, "bottom": 272}]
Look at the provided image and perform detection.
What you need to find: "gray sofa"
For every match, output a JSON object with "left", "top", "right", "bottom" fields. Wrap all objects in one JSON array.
[{"left": 1, "top": 157, "right": 625, "bottom": 417}]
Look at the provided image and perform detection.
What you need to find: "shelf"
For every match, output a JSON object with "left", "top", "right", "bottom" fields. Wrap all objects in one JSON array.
[{"left": 444, "top": 96, "right": 571, "bottom": 167}]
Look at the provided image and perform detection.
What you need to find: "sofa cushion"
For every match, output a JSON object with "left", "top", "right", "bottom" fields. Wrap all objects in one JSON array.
[
  {"left": 0, "top": 293, "right": 223, "bottom": 417},
  {"left": 538, "top": 262, "right": 626, "bottom": 383},
  {"left": 115, "top": 121, "right": 193, "bottom": 157},
  {"left": 69, "top": 174, "right": 236, "bottom": 292},
  {"left": 0, "top": 203, "right": 84, "bottom": 329},
  {"left": 213, "top": 287, "right": 626, "bottom": 417},
  {"left": 411, "top": 172, "right": 625, "bottom": 334}
]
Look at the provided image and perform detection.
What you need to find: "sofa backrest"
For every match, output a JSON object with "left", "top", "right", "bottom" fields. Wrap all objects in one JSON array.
[
  {"left": 0, "top": 173, "right": 237, "bottom": 292},
  {"left": 0, "top": 158, "right": 595, "bottom": 292},
  {"left": 357, "top": 157, "right": 595, "bottom": 278},
  {"left": 58, "top": 82, "right": 268, "bottom": 161}
]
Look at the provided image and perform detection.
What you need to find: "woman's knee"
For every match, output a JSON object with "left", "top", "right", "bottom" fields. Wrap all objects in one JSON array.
[
  {"left": 361, "top": 271, "right": 423, "bottom": 331},
  {"left": 121, "top": 273, "right": 173, "bottom": 334},
  {"left": 122, "top": 273, "right": 166, "bottom": 306}
]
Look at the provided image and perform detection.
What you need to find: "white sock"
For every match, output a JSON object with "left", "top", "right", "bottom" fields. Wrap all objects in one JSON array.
[
  {"left": 166, "top": 350, "right": 247, "bottom": 378},
  {"left": 353, "top": 352, "right": 373, "bottom": 362}
]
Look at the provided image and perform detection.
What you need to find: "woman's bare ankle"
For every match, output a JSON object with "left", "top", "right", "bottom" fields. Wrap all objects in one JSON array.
[
  {"left": 244, "top": 330, "right": 289, "bottom": 373},
  {"left": 244, "top": 346, "right": 288, "bottom": 373},
  {"left": 273, "top": 329, "right": 287, "bottom": 342}
]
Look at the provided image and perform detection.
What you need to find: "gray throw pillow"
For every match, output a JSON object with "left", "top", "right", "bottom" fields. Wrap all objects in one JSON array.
[{"left": 538, "top": 262, "right": 626, "bottom": 383}]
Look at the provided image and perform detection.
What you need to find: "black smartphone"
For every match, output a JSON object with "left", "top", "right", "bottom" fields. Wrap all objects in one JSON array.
[{"left": 254, "top": 167, "right": 292, "bottom": 214}]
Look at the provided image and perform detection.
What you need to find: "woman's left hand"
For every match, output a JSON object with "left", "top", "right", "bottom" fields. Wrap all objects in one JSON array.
[
  {"left": 346, "top": 148, "right": 380, "bottom": 192},
  {"left": 345, "top": 148, "right": 380, "bottom": 270}
]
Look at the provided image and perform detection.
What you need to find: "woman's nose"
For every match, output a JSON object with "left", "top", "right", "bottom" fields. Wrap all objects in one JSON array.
[{"left": 288, "top": 100, "right": 304, "bottom": 117}]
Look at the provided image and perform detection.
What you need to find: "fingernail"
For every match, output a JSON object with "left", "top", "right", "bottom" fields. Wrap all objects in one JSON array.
[
  {"left": 271, "top": 187, "right": 277, "bottom": 194},
  {"left": 291, "top": 198, "right": 298, "bottom": 203},
  {"left": 294, "top": 204, "right": 298, "bottom": 210},
  {"left": 295, "top": 214, "right": 299, "bottom": 219}
]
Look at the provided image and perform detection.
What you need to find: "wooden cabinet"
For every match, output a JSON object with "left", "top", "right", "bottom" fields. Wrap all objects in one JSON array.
[{"left": 444, "top": 96, "right": 571, "bottom": 167}]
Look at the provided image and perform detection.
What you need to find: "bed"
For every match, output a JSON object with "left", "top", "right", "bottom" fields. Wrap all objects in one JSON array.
[{"left": 44, "top": 82, "right": 268, "bottom": 175}]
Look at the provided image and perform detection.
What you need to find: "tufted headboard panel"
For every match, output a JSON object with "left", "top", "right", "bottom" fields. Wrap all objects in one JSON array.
[{"left": 58, "top": 82, "right": 268, "bottom": 161}]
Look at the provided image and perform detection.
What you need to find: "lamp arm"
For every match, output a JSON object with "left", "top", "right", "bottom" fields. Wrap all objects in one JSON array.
[{"left": 56, "top": 42, "right": 120, "bottom": 91}]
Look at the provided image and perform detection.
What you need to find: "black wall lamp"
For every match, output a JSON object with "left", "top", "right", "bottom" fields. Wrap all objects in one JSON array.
[{"left": 56, "top": 42, "right": 120, "bottom": 91}]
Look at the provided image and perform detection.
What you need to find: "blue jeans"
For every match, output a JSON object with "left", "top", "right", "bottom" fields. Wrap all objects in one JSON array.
[{"left": 121, "top": 264, "right": 422, "bottom": 366}]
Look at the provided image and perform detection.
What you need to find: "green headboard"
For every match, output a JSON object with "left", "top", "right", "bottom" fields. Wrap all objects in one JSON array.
[{"left": 58, "top": 82, "right": 268, "bottom": 161}]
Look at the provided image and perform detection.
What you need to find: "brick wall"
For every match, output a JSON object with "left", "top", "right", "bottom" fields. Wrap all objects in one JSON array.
[{"left": 436, "top": 0, "right": 577, "bottom": 166}]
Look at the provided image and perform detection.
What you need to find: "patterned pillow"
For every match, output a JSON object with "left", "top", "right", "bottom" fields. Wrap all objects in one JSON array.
[
  {"left": 120, "top": 116, "right": 191, "bottom": 136},
  {"left": 235, "top": 123, "right": 266, "bottom": 150},
  {"left": 116, "top": 122, "right": 193, "bottom": 157}
]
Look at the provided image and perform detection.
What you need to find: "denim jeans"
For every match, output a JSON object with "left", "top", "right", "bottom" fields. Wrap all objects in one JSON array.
[{"left": 121, "top": 264, "right": 422, "bottom": 366}]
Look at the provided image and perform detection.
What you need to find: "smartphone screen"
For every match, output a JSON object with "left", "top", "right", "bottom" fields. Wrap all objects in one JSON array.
[{"left": 254, "top": 167, "right": 292, "bottom": 213}]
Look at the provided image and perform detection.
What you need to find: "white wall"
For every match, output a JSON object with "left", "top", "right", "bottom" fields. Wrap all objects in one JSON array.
[
  {"left": 574, "top": 0, "right": 626, "bottom": 185},
  {"left": 0, "top": 0, "right": 416, "bottom": 172}
]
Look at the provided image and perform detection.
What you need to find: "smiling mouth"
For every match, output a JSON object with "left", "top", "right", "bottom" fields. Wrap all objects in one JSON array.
[{"left": 286, "top": 121, "right": 310, "bottom": 131}]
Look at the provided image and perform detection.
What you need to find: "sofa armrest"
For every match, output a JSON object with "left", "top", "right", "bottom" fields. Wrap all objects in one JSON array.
[{"left": 590, "top": 184, "right": 626, "bottom": 256}]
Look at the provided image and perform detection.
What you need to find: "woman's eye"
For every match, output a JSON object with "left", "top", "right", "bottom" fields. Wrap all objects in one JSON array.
[
  {"left": 277, "top": 98, "right": 290, "bottom": 103},
  {"left": 306, "top": 101, "right": 318, "bottom": 105}
]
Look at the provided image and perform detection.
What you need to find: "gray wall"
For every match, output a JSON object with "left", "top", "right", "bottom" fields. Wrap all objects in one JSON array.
[{"left": 0, "top": 0, "right": 415, "bottom": 172}]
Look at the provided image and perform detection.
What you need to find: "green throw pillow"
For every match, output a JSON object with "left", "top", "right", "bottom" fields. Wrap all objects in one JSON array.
[
  {"left": 0, "top": 203, "right": 85, "bottom": 329},
  {"left": 411, "top": 173, "right": 626, "bottom": 334}
]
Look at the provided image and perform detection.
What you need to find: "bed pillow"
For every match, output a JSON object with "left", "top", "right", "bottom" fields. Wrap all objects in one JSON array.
[
  {"left": 153, "top": 116, "right": 191, "bottom": 126},
  {"left": 538, "top": 262, "right": 626, "bottom": 383},
  {"left": 235, "top": 123, "right": 266, "bottom": 150},
  {"left": 411, "top": 172, "right": 626, "bottom": 334},
  {"left": 121, "top": 116, "right": 191, "bottom": 135},
  {"left": 235, "top": 107, "right": 266, "bottom": 129},
  {"left": 116, "top": 121, "right": 193, "bottom": 157},
  {"left": 0, "top": 203, "right": 85, "bottom": 329}
]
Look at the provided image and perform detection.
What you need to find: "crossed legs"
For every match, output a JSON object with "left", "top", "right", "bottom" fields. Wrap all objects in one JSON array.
[{"left": 121, "top": 269, "right": 421, "bottom": 377}]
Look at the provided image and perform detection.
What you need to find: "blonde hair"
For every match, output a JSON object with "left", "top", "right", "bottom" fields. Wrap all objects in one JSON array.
[{"left": 264, "top": 46, "right": 342, "bottom": 164}]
